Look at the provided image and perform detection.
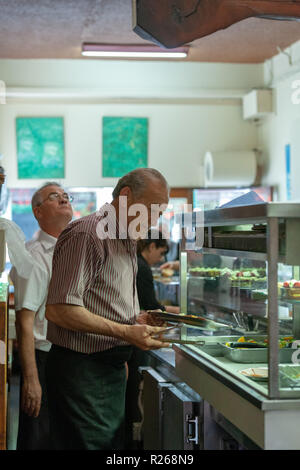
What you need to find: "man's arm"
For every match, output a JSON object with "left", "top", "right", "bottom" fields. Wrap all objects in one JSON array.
[
  {"left": 15, "top": 309, "right": 42, "bottom": 418},
  {"left": 46, "top": 304, "right": 169, "bottom": 350}
]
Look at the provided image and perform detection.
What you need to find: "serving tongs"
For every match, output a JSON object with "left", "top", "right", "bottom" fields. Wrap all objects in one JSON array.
[
  {"left": 151, "top": 325, "right": 205, "bottom": 345},
  {"left": 147, "top": 310, "right": 229, "bottom": 331}
]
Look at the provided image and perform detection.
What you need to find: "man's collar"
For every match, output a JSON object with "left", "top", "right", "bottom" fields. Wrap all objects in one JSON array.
[{"left": 36, "top": 229, "right": 57, "bottom": 250}]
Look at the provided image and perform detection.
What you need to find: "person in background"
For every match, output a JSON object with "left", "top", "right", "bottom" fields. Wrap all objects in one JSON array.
[
  {"left": 45, "top": 168, "right": 170, "bottom": 450},
  {"left": 136, "top": 230, "right": 180, "bottom": 315},
  {"left": 125, "top": 230, "right": 180, "bottom": 449},
  {"left": 10, "top": 182, "right": 73, "bottom": 450}
]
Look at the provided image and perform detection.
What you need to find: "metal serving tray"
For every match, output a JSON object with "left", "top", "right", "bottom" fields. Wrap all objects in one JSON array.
[
  {"left": 197, "top": 343, "right": 225, "bottom": 357},
  {"left": 219, "top": 343, "right": 296, "bottom": 364}
]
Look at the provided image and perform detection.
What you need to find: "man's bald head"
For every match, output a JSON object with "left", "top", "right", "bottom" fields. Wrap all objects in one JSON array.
[{"left": 112, "top": 168, "right": 169, "bottom": 200}]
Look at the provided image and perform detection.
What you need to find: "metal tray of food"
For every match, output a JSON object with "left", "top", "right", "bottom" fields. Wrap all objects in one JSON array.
[
  {"left": 219, "top": 342, "right": 296, "bottom": 364},
  {"left": 147, "top": 310, "right": 230, "bottom": 330}
]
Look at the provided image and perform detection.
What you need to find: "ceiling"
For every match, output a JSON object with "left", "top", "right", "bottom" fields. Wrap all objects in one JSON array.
[{"left": 0, "top": 0, "right": 300, "bottom": 63}]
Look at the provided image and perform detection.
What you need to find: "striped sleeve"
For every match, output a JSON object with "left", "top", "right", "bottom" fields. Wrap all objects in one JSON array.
[{"left": 47, "top": 231, "right": 103, "bottom": 307}]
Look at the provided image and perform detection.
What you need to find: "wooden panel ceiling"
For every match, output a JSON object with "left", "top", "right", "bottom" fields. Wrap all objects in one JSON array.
[{"left": 0, "top": 0, "right": 299, "bottom": 63}]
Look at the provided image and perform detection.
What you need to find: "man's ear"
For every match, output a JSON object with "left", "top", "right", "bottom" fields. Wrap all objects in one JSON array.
[
  {"left": 33, "top": 206, "right": 41, "bottom": 221},
  {"left": 119, "top": 186, "right": 134, "bottom": 206},
  {"left": 119, "top": 186, "right": 130, "bottom": 197}
]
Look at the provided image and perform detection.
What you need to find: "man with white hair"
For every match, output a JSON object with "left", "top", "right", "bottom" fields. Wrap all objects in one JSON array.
[{"left": 10, "top": 182, "right": 73, "bottom": 450}]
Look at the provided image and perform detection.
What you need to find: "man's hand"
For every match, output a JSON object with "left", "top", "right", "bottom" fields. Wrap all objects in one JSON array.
[
  {"left": 122, "top": 323, "right": 169, "bottom": 350},
  {"left": 46, "top": 304, "right": 169, "bottom": 350},
  {"left": 21, "top": 377, "right": 42, "bottom": 418}
]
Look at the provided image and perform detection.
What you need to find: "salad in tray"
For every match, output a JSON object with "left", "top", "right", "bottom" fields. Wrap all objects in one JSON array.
[
  {"left": 279, "top": 280, "right": 300, "bottom": 299},
  {"left": 225, "top": 336, "right": 299, "bottom": 350}
]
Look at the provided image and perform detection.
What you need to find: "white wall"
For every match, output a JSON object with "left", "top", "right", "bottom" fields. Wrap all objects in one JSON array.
[
  {"left": 260, "top": 40, "right": 300, "bottom": 201},
  {"left": 0, "top": 59, "right": 263, "bottom": 189}
]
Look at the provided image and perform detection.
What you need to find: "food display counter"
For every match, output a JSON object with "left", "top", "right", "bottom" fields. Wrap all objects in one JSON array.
[{"left": 150, "top": 202, "right": 300, "bottom": 449}]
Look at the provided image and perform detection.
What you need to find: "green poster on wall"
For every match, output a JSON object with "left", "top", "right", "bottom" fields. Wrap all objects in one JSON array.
[
  {"left": 102, "top": 116, "right": 148, "bottom": 177},
  {"left": 16, "top": 117, "right": 65, "bottom": 179}
]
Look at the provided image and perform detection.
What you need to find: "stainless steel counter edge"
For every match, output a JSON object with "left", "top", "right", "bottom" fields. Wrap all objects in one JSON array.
[
  {"left": 179, "top": 202, "right": 300, "bottom": 227},
  {"left": 173, "top": 344, "right": 300, "bottom": 411}
]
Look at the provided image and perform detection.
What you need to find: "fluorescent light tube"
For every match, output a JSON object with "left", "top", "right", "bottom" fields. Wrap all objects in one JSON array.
[{"left": 82, "top": 43, "right": 189, "bottom": 59}]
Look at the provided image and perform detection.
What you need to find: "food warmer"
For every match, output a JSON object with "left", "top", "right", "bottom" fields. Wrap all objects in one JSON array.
[{"left": 169, "top": 202, "right": 300, "bottom": 449}]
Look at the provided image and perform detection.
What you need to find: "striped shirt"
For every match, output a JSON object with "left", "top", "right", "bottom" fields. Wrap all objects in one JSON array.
[{"left": 46, "top": 203, "right": 139, "bottom": 353}]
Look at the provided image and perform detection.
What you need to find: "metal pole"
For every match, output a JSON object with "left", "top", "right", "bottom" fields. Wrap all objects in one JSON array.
[{"left": 267, "top": 217, "right": 279, "bottom": 398}]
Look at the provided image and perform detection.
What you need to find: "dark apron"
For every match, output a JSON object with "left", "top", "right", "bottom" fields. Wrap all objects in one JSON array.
[{"left": 46, "top": 344, "right": 133, "bottom": 450}]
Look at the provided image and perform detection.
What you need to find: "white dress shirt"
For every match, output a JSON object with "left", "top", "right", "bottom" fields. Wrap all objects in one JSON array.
[{"left": 10, "top": 230, "right": 57, "bottom": 352}]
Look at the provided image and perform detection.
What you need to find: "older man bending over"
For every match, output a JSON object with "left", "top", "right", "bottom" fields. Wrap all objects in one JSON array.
[{"left": 45, "top": 168, "right": 170, "bottom": 450}]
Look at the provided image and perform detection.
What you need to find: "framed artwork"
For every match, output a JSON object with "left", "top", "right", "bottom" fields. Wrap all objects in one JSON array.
[
  {"left": 102, "top": 116, "right": 148, "bottom": 177},
  {"left": 16, "top": 117, "right": 65, "bottom": 179}
]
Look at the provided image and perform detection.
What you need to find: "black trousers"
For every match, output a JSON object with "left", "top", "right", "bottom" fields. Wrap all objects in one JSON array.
[
  {"left": 17, "top": 349, "right": 50, "bottom": 450},
  {"left": 46, "top": 344, "right": 132, "bottom": 450}
]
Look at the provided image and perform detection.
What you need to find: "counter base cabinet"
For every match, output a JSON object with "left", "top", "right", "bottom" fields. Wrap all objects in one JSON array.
[
  {"left": 141, "top": 367, "right": 203, "bottom": 450},
  {"left": 203, "top": 402, "right": 261, "bottom": 450},
  {"left": 140, "top": 366, "right": 253, "bottom": 451}
]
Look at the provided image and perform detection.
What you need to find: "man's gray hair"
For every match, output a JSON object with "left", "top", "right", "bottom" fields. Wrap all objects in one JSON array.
[
  {"left": 31, "top": 182, "right": 62, "bottom": 210},
  {"left": 112, "top": 168, "right": 169, "bottom": 200}
]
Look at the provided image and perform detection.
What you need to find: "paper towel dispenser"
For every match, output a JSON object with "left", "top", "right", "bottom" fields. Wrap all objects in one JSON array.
[
  {"left": 204, "top": 150, "right": 257, "bottom": 187},
  {"left": 243, "top": 89, "right": 273, "bottom": 120}
]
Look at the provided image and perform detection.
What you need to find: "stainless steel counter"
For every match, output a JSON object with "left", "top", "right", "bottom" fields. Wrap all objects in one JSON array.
[
  {"left": 173, "top": 343, "right": 300, "bottom": 449},
  {"left": 149, "top": 343, "right": 300, "bottom": 449}
]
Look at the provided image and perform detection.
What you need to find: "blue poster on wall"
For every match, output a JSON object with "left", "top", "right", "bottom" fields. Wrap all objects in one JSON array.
[{"left": 285, "top": 144, "right": 291, "bottom": 201}]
